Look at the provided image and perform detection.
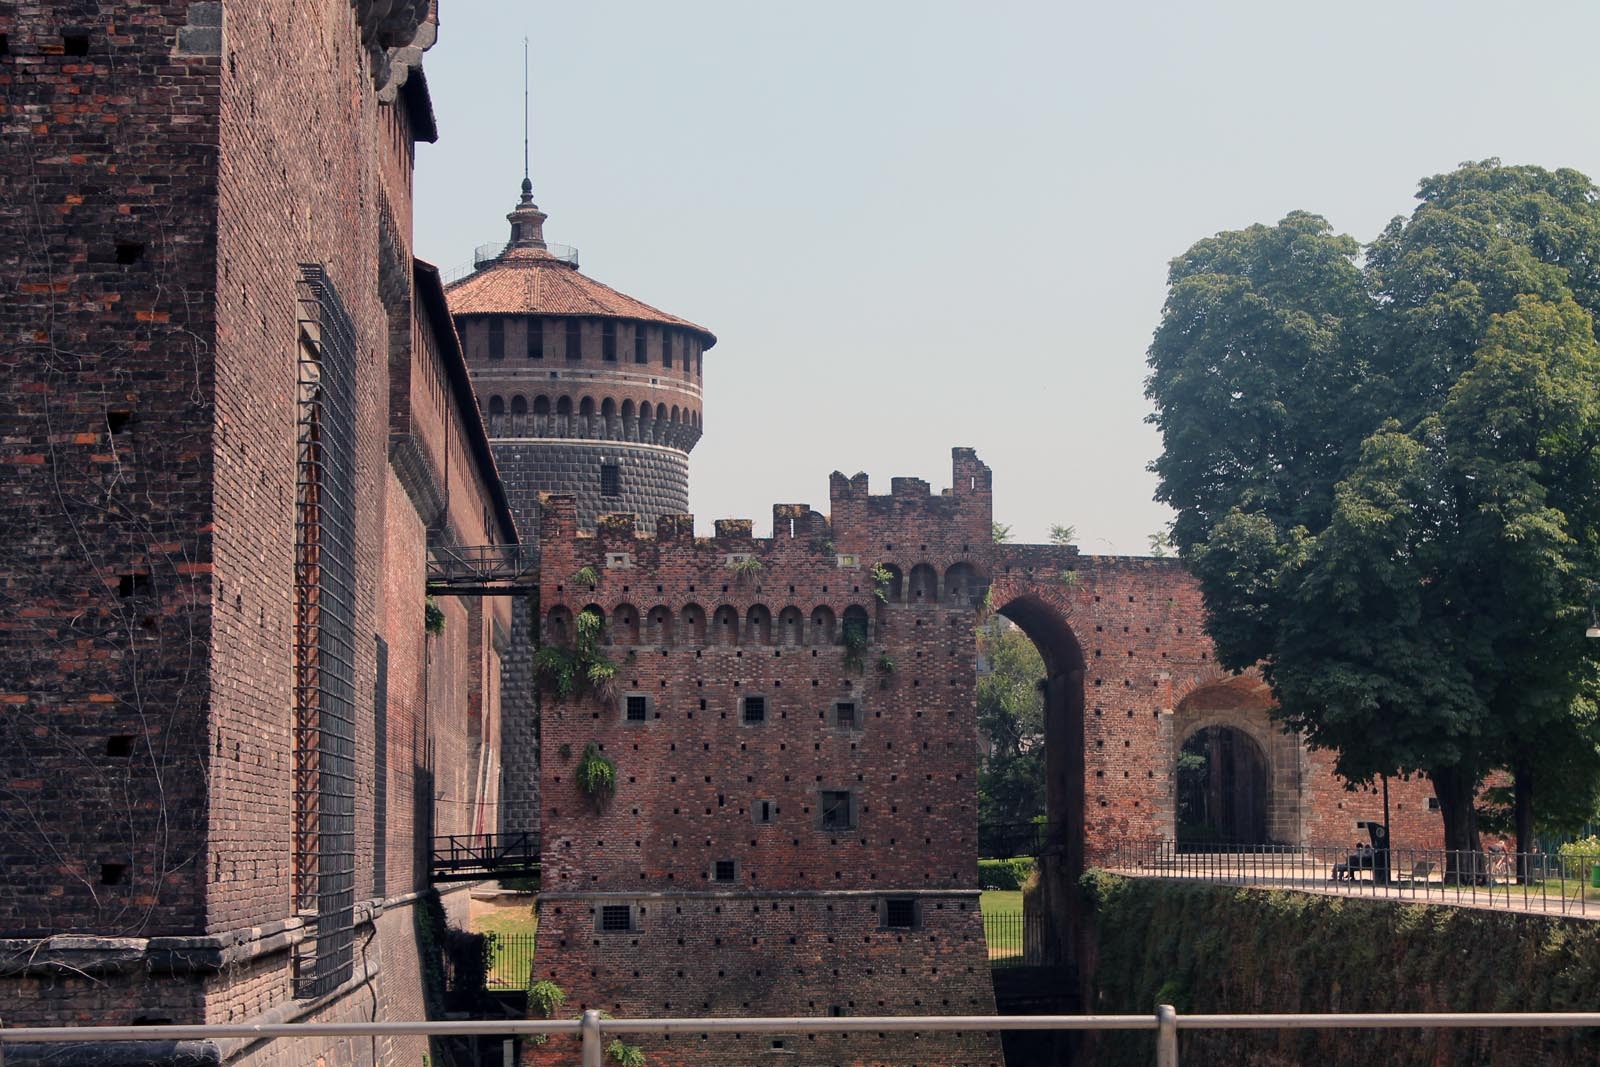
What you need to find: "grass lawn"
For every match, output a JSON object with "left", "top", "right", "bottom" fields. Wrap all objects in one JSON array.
[{"left": 980, "top": 890, "right": 1022, "bottom": 917}]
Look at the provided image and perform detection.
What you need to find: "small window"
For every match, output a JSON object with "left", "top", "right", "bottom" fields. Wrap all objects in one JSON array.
[
  {"left": 566, "top": 320, "right": 582, "bottom": 360},
  {"left": 1427, "top": 797, "right": 1441, "bottom": 811},
  {"left": 742, "top": 695, "right": 766, "bottom": 725},
  {"left": 820, "top": 790, "right": 854, "bottom": 831},
  {"left": 624, "top": 695, "right": 649, "bottom": 722},
  {"left": 526, "top": 318, "right": 544, "bottom": 359},
  {"left": 488, "top": 318, "right": 504, "bottom": 360},
  {"left": 634, "top": 327, "right": 647, "bottom": 364},
  {"left": 662, "top": 330, "right": 673, "bottom": 369},
  {"left": 601, "top": 463, "right": 621, "bottom": 498},
  {"left": 754, "top": 799, "right": 776, "bottom": 825},
  {"left": 713, "top": 859, "right": 737, "bottom": 883},
  {"left": 883, "top": 898, "right": 918, "bottom": 930},
  {"left": 832, "top": 700, "right": 858, "bottom": 731},
  {"left": 598, "top": 905, "right": 634, "bottom": 932},
  {"left": 603, "top": 321, "right": 617, "bottom": 361}
]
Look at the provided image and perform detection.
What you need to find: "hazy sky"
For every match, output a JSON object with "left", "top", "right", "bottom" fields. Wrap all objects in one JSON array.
[{"left": 414, "top": 1, "right": 1600, "bottom": 554}]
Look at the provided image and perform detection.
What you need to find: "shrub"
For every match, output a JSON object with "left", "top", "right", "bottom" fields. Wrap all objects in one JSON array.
[
  {"left": 1558, "top": 835, "right": 1600, "bottom": 879},
  {"left": 979, "top": 857, "right": 1036, "bottom": 890}
]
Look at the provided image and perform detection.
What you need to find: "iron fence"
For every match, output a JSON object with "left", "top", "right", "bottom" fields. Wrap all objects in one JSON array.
[
  {"left": 983, "top": 912, "right": 1048, "bottom": 968},
  {"left": 1106, "top": 839, "right": 1596, "bottom": 917},
  {"left": 9, "top": 1008, "right": 1600, "bottom": 1067},
  {"left": 484, "top": 932, "right": 537, "bottom": 990}
]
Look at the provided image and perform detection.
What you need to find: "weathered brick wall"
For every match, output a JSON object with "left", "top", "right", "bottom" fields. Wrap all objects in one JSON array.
[{"left": 0, "top": 0, "right": 221, "bottom": 941}]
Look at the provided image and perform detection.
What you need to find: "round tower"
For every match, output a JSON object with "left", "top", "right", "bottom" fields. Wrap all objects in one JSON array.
[{"left": 447, "top": 178, "right": 716, "bottom": 536}]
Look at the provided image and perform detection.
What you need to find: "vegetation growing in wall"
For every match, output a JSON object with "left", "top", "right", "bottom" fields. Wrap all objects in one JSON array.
[
  {"left": 842, "top": 620, "right": 869, "bottom": 673},
  {"left": 1082, "top": 871, "right": 1600, "bottom": 1065},
  {"left": 577, "top": 741, "right": 617, "bottom": 811},
  {"left": 726, "top": 556, "right": 763, "bottom": 583},
  {"left": 526, "top": 981, "right": 645, "bottom": 1065},
  {"left": 871, "top": 563, "right": 894, "bottom": 603},
  {"left": 571, "top": 565, "right": 599, "bottom": 589},
  {"left": 533, "top": 607, "right": 616, "bottom": 699},
  {"left": 424, "top": 596, "right": 445, "bottom": 635}
]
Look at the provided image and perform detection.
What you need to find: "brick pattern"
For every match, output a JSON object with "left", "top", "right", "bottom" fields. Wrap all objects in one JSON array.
[{"left": 495, "top": 440, "right": 690, "bottom": 545}]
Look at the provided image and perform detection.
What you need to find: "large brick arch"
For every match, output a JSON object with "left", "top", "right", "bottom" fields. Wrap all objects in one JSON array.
[{"left": 1173, "top": 674, "right": 1304, "bottom": 846}]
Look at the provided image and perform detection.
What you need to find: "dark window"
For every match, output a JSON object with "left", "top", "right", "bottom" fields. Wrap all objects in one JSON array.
[
  {"left": 755, "top": 799, "right": 776, "bottom": 824},
  {"left": 742, "top": 696, "right": 766, "bottom": 724},
  {"left": 488, "top": 318, "right": 504, "bottom": 360},
  {"left": 106, "top": 735, "right": 135, "bottom": 757},
  {"left": 713, "top": 859, "right": 737, "bottom": 882},
  {"left": 511, "top": 395, "right": 527, "bottom": 415},
  {"left": 599, "top": 905, "right": 633, "bottom": 932},
  {"left": 566, "top": 320, "right": 582, "bottom": 360},
  {"left": 601, "top": 463, "right": 621, "bottom": 498},
  {"left": 833, "top": 701, "right": 858, "bottom": 730},
  {"left": 625, "top": 695, "right": 648, "bottom": 722},
  {"left": 883, "top": 898, "right": 917, "bottom": 930},
  {"left": 488, "top": 395, "right": 504, "bottom": 416},
  {"left": 62, "top": 31, "right": 89, "bottom": 56},
  {"left": 634, "top": 327, "right": 647, "bottom": 364},
  {"left": 115, "top": 242, "right": 145, "bottom": 265},
  {"left": 526, "top": 318, "right": 544, "bottom": 359},
  {"left": 603, "top": 321, "right": 617, "bottom": 361},
  {"left": 820, "top": 790, "right": 854, "bottom": 830},
  {"left": 662, "top": 330, "right": 673, "bottom": 369}
]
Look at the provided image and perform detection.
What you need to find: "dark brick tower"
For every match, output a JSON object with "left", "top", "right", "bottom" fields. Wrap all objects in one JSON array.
[{"left": 447, "top": 179, "right": 716, "bottom": 538}]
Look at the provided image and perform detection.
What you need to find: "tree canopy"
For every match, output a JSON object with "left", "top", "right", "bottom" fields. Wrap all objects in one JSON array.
[
  {"left": 1146, "top": 161, "right": 1600, "bottom": 861},
  {"left": 976, "top": 617, "right": 1047, "bottom": 830}
]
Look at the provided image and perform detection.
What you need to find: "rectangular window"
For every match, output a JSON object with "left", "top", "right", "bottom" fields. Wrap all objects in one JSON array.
[
  {"left": 713, "top": 859, "right": 737, "bottom": 883},
  {"left": 833, "top": 700, "right": 858, "bottom": 730},
  {"left": 754, "top": 799, "right": 776, "bottom": 824},
  {"left": 565, "top": 320, "right": 582, "bottom": 360},
  {"left": 526, "top": 318, "right": 543, "bottom": 359},
  {"left": 603, "top": 321, "right": 617, "bottom": 361},
  {"left": 883, "top": 898, "right": 918, "bottom": 930},
  {"left": 662, "top": 330, "right": 673, "bottom": 369},
  {"left": 634, "top": 327, "right": 647, "bottom": 364},
  {"left": 742, "top": 695, "right": 766, "bottom": 724},
  {"left": 601, "top": 463, "right": 621, "bottom": 498},
  {"left": 820, "top": 790, "right": 854, "bottom": 831},
  {"left": 625, "top": 694, "right": 648, "bottom": 722},
  {"left": 599, "top": 905, "right": 634, "bottom": 932},
  {"left": 487, "top": 318, "right": 504, "bottom": 360}
]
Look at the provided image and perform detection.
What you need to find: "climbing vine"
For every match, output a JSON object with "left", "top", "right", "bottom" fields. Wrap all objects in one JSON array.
[
  {"left": 533, "top": 607, "right": 617, "bottom": 699},
  {"left": 871, "top": 563, "right": 894, "bottom": 603},
  {"left": 577, "top": 741, "right": 617, "bottom": 811}
]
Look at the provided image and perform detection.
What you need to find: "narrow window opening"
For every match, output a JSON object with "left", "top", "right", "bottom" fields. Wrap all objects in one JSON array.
[
  {"left": 100, "top": 862, "right": 128, "bottom": 885},
  {"left": 106, "top": 735, "right": 135, "bottom": 757},
  {"left": 487, "top": 318, "right": 504, "bottom": 360},
  {"left": 114, "top": 242, "right": 145, "bottom": 265},
  {"left": 755, "top": 799, "right": 775, "bottom": 824},
  {"left": 566, "top": 319, "right": 582, "bottom": 360},
  {"left": 662, "top": 330, "right": 673, "bottom": 368},
  {"left": 833, "top": 701, "right": 858, "bottom": 730},
  {"left": 634, "top": 327, "right": 647, "bottom": 364},
  {"left": 62, "top": 30, "right": 89, "bottom": 56},
  {"left": 603, "top": 321, "right": 617, "bottom": 362},
  {"left": 0, "top": 35, "right": 9, "bottom": 56},
  {"left": 117, "top": 573, "right": 152, "bottom": 598},
  {"left": 526, "top": 317, "right": 544, "bottom": 359},
  {"left": 601, "top": 463, "right": 621, "bottom": 498},
  {"left": 106, "top": 411, "right": 133, "bottom": 435},
  {"left": 742, "top": 696, "right": 766, "bottom": 724}
]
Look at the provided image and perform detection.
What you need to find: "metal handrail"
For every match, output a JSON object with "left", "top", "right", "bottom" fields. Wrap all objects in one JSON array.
[{"left": 9, "top": 1009, "right": 1600, "bottom": 1066}]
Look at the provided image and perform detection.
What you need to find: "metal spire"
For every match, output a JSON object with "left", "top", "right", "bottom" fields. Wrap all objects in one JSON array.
[{"left": 520, "top": 37, "right": 532, "bottom": 202}]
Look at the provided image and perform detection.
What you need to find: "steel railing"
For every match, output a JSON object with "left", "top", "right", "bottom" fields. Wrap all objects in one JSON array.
[
  {"left": 9, "top": 1009, "right": 1600, "bottom": 1066},
  {"left": 982, "top": 911, "right": 1050, "bottom": 968},
  {"left": 1106, "top": 839, "right": 1596, "bottom": 917},
  {"left": 429, "top": 832, "right": 540, "bottom": 881}
]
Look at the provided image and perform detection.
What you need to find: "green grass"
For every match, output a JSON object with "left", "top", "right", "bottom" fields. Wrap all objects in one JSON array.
[
  {"left": 981, "top": 890, "right": 1023, "bottom": 917},
  {"left": 474, "top": 902, "right": 537, "bottom": 940}
]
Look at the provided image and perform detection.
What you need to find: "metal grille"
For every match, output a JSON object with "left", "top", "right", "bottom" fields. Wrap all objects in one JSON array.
[{"left": 292, "top": 265, "right": 360, "bottom": 999}]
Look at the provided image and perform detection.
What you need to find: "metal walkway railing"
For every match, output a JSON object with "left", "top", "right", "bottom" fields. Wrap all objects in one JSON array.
[
  {"left": 428, "top": 832, "right": 539, "bottom": 882},
  {"left": 7, "top": 1010, "right": 1600, "bottom": 1066},
  {"left": 425, "top": 544, "right": 538, "bottom": 596}
]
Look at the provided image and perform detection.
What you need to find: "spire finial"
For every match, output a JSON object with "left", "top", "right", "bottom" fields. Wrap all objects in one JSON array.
[
  {"left": 505, "top": 37, "right": 549, "bottom": 251},
  {"left": 521, "top": 37, "right": 532, "bottom": 202}
]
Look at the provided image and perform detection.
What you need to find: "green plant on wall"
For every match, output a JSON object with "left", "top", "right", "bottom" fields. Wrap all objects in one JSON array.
[
  {"left": 533, "top": 607, "right": 617, "bottom": 700},
  {"left": 424, "top": 596, "right": 445, "bottom": 635},
  {"left": 607, "top": 1039, "right": 646, "bottom": 1067},
  {"left": 871, "top": 563, "right": 894, "bottom": 603},
  {"left": 727, "top": 556, "right": 764, "bottom": 583},
  {"left": 571, "top": 565, "right": 599, "bottom": 588},
  {"left": 577, "top": 741, "right": 617, "bottom": 811},
  {"left": 842, "top": 619, "right": 869, "bottom": 673},
  {"left": 527, "top": 978, "right": 568, "bottom": 1045}
]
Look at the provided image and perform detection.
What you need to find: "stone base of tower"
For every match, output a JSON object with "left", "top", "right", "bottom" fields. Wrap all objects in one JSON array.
[
  {"left": 527, "top": 891, "right": 1005, "bottom": 1067},
  {"left": 491, "top": 439, "right": 690, "bottom": 535},
  {"left": 499, "top": 594, "right": 541, "bottom": 838}
]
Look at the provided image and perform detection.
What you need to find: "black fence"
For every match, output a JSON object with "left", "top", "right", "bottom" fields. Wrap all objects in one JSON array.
[
  {"left": 429, "top": 832, "right": 540, "bottom": 881},
  {"left": 983, "top": 912, "right": 1049, "bottom": 968},
  {"left": 484, "top": 932, "right": 537, "bottom": 990}
]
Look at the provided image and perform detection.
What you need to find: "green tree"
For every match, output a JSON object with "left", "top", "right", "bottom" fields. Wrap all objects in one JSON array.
[
  {"left": 1049, "top": 523, "right": 1077, "bottom": 546},
  {"left": 991, "top": 521, "right": 1013, "bottom": 544},
  {"left": 976, "top": 617, "right": 1046, "bottom": 828},
  {"left": 1147, "top": 161, "right": 1600, "bottom": 872}
]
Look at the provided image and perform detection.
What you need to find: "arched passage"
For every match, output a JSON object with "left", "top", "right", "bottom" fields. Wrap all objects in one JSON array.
[
  {"left": 1177, "top": 725, "right": 1270, "bottom": 848},
  {"left": 993, "top": 591, "right": 1085, "bottom": 967}
]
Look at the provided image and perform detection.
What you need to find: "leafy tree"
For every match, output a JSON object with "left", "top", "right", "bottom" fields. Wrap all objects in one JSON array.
[
  {"left": 991, "top": 521, "right": 1013, "bottom": 544},
  {"left": 1049, "top": 523, "right": 1077, "bottom": 546},
  {"left": 1147, "top": 161, "right": 1600, "bottom": 872},
  {"left": 976, "top": 618, "right": 1046, "bottom": 828}
]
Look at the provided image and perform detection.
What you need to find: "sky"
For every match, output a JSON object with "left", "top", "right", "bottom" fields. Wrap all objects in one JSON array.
[{"left": 413, "top": 1, "right": 1600, "bottom": 554}]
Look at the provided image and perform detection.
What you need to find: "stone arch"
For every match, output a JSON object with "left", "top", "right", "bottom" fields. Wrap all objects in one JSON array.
[
  {"left": 1173, "top": 674, "right": 1297, "bottom": 847},
  {"left": 580, "top": 396, "right": 596, "bottom": 417},
  {"left": 713, "top": 604, "right": 739, "bottom": 646},
  {"left": 640, "top": 401, "right": 654, "bottom": 421},
  {"left": 810, "top": 606, "right": 836, "bottom": 645},
  {"left": 681, "top": 603, "right": 707, "bottom": 645},
  {"left": 645, "top": 604, "right": 673, "bottom": 645},
  {"left": 778, "top": 606, "right": 804, "bottom": 646},
  {"left": 557, "top": 396, "right": 572, "bottom": 416},
  {"left": 534, "top": 395, "right": 551, "bottom": 415},
  {"left": 622, "top": 398, "right": 636, "bottom": 419},
  {"left": 841, "top": 604, "right": 870, "bottom": 646},
  {"left": 511, "top": 394, "right": 527, "bottom": 415},
  {"left": 602, "top": 397, "right": 616, "bottom": 418},
  {"left": 944, "top": 562, "right": 983, "bottom": 606},
  {"left": 746, "top": 604, "right": 772, "bottom": 645},
  {"left": 877, "top": 563, "right": 904, "bottom": 603},
  {"left": 611, "top": 603, "right": 640, "bottom": 646},
  {"left": 670, "top": 404, "right": 680, "bottom": 423},
  {"left": 488, "top": 395, "right": 505, "bottom": 416},
  {"left": 908, "top": 563, "right": 938, "bottom": 603}
]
